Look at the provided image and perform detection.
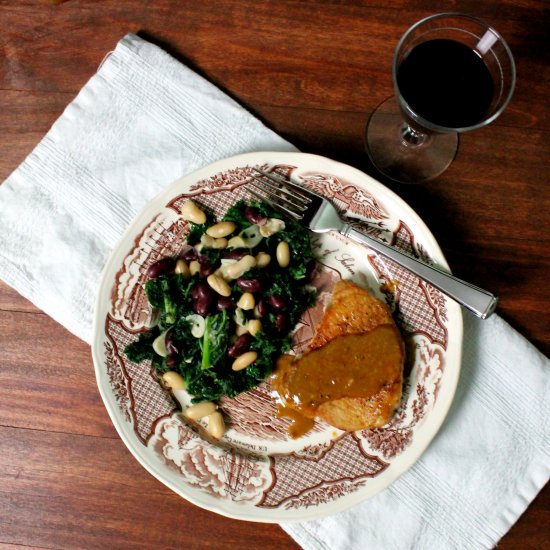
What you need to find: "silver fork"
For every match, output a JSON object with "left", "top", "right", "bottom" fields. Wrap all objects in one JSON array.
[{"left": 247, "top": 167, "right": 498, "bottom": 319}]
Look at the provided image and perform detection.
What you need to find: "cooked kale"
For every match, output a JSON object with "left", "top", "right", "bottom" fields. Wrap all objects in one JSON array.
[
  {"left": 124, "top": 329, "right": 163, "bottom": 370},
  {"left": 144, "top": 278, "right": 165, "bottom": 309},
  {"left": 200, "top": 310, "right": 230, "bottom": 370},
  {"left": 124, "top": 200, "right": 316, "bottom": 403}
]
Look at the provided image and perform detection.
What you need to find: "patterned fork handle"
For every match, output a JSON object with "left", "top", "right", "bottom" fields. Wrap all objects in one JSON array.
[{"left": 342, "top": 224, "right": 499, "bottom": 319}]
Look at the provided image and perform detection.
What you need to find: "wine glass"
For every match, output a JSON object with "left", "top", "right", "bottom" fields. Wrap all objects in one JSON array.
[{"left": 365, "top": 13, "right": 516, "bottom": 183}]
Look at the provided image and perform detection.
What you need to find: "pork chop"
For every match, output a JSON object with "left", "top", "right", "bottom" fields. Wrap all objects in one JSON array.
[{"left": 272, "top": 280, "right": 404, "bottom": 435}]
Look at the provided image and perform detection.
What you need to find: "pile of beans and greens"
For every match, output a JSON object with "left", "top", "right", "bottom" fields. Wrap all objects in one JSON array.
[{"left": 124, "top": 199, "right": 316, "bottom": 438}]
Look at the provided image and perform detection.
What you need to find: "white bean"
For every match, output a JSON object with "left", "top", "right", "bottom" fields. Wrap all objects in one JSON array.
[
  {"left": 235, "top": 324, "right": 249, "bottom": 336},
  {"left": 161, "top": 371, "right": 186, "bottom": 391},
  {"left": 227, "top": 236, "right": 247, "bottom": 249},
  {"left": 237, "top": 292, "right": 255, "bottom": 310},
  {"left": 247, "top": 319, "right": 262, "bottom": 336},
  {"left": 175, "top": 259, "right": 190, "bottom": 278},
  {"left": 206, "top": 411, "right": 225, "bottom": 439},
  {"left": 206, "top": 221, "right": 236, "bottom": 238},
  {"left": 200, "top": 234, "right": 228, "bottom": 249},
  {"left": 226, "top": 255, "right": 256, "bottom": 279},
  {"left": 184, "top": 401, "right": 217, "bottom": 420},
  {"left": 232, "top": 351, "right": 258, "bottom": 371},
  {"left": 215, "top": 259, "right": 237, "bottom": 281},
  {"left": 255, "top": 251, "right": 271, "bottom": 268},
  {"left": 260, "top": 218, "right": 285, "bottom": 237},
  {"left": 181, "top": 200, "right": 206, "bottom": 224},
  {"left": 189, "top": 260, "right": 200, "bottom": 276},
  {"left": 276, "top": 241, "right": 290, "bottom": 268},
  {"left": 207, "top": 274, "right": 232, "bottom": 297}
]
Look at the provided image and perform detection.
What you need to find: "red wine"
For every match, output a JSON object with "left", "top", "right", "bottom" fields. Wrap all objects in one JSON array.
[{"left": 396, "top": 39, "right": 494, "bottom": 128}]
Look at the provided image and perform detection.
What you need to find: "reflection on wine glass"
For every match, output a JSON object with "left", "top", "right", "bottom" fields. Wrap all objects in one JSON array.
[{"left": 365, "top": 13, "right": 516, "bottom": 184}]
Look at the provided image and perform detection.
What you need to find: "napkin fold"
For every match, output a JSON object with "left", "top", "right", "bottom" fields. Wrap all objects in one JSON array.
[
  {"left": 283, "top": 313, "right": 549, "bottom": 550},
  {"left": 0, "top": 34, "right": 548, "bottom": 550},
  {"left": 0, "top": 33, "right": 294, "bottom": 343}
]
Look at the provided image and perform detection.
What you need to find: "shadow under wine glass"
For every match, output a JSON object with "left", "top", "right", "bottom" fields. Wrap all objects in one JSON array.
[{"left": 365, "top": 13, "right": 516, "bottom": 184}]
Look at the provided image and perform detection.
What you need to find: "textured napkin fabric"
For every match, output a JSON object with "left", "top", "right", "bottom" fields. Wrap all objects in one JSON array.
[
  {"left": 0, "top": 33, "right": 294, "bottom": 343},
  {"left": 1, "top": 34, "right": 548, "bottom": 550},
  {"left": 283, "top": 313, "right": 549, "bottom": 550}
]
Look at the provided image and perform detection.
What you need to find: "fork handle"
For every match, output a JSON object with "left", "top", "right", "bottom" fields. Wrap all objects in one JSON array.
[{"left": 342, "top": 225, "right": 498, "bottom": 319}]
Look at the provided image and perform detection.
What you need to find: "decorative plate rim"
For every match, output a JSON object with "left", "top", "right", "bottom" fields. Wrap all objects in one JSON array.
[{"left": 91, "top": 151, "right": 463, "bottom": 522}]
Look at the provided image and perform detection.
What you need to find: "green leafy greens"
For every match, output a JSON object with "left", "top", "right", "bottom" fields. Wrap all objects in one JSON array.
[
  {"left": 200, "top": 310, "right": 230, "bottom": 370},
  {"left": 124, "top": 200, "right": 316, "bottom": 403}
]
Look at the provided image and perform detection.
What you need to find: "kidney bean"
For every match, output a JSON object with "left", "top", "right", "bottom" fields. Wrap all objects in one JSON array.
[
  {"left": 200, "top": 262, "right": 216, "bottom": 277},
  {"left": 236, "top": 278, "right": 262, "bottom": 292},
  {"left": 245, "top": 206, "right": 267, "bottom": 225},
  {"left": 196, "top": 254, "right": 217, "bottom": 277},
  {"left": 257, "top": 299, "right": 268, "bottom": 317},
  {"left": 228, "top": 333, "right": 252, "bottom": 358},
  {"left": 222, "top": 248, "right": 249, "bottom": 260},
  {"left": 194, "top": 294, "right": 214, "bottom": 316},
  {"left": 217, "top": 296, "right": 235, "bottom": 311},
  {"left": 166, "top": 354, "right": 179, "bottom": 368},
  {"left": 275, "top": 313, "right": 287, "bottom": 332},
  {"left": 165, "top": 331, "right": 178, "bottom": 355},
  {"left": 267, "top": 294, "right": 285, "bottom": 310},
  {"left": 183, "top": 248, "right": 197, "bottom": 262},
  {"left": 191, "top": 282, "right": 215, "bottom": 315},
  {"left": 146, "top": 258, "right": 175, "bottom": 279},
  {"left": 191, "top": 281, "right": 211, "bottom": 300}
]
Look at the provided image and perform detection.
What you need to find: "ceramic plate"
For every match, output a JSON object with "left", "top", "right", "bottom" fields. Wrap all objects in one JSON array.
[{"left": 92, "top": 152, "right": 463, "bottom": 522}]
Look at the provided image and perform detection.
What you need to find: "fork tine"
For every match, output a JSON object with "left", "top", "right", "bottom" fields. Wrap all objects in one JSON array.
[
  {"left": 247, "top": 186, "right": 302, "bottom": 220},
  {"left": 250, "top": 174, "right": 309, "bottom": 210},
  {"left": 248, "top": 179, "right": 303, "bottom": 217},
  {"left": 248, "top": 175, "right": 308, "bottom": 213},
  {"left": 253, "top": 168, "right": 312, "bottom": 202}
]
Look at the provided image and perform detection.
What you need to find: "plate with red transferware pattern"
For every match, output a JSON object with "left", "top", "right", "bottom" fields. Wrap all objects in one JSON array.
[{"left": 92, "top": 152, "right": 463, "bottom": 521}]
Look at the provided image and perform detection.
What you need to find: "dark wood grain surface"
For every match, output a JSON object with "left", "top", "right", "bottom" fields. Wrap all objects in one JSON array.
[{"left": 1, "top": 1, "right": 548, "bottom": 549}]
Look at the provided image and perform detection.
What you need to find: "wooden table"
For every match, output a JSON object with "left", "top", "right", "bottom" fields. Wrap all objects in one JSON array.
[{"left": 1, "top": 1, "right": 548, "bottom": 548}]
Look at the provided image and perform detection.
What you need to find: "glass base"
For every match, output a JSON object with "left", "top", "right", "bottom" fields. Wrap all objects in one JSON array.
[{"left": 365, "top": 97, "right": 458, "bottom": 184}]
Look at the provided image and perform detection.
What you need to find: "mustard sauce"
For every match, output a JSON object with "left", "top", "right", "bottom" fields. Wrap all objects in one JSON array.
[{"left": 271, "top": 325, "right": 404, "bottom": 438}]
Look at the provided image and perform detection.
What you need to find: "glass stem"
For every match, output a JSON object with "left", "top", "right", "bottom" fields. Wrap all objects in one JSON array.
[{"left": 400, "top": 123, "right": 429, "bottom": 147}]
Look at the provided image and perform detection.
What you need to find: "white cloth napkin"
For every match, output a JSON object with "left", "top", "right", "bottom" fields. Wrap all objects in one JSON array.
[
  {"left": 0, "top": 33, "right": 294, "bottom": 343},
  {"left": 283, "top": 313, "right": 549, "bottom": 549},
  {"left": 0, "top": 33, "right": 548, "bottom": 550}
]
